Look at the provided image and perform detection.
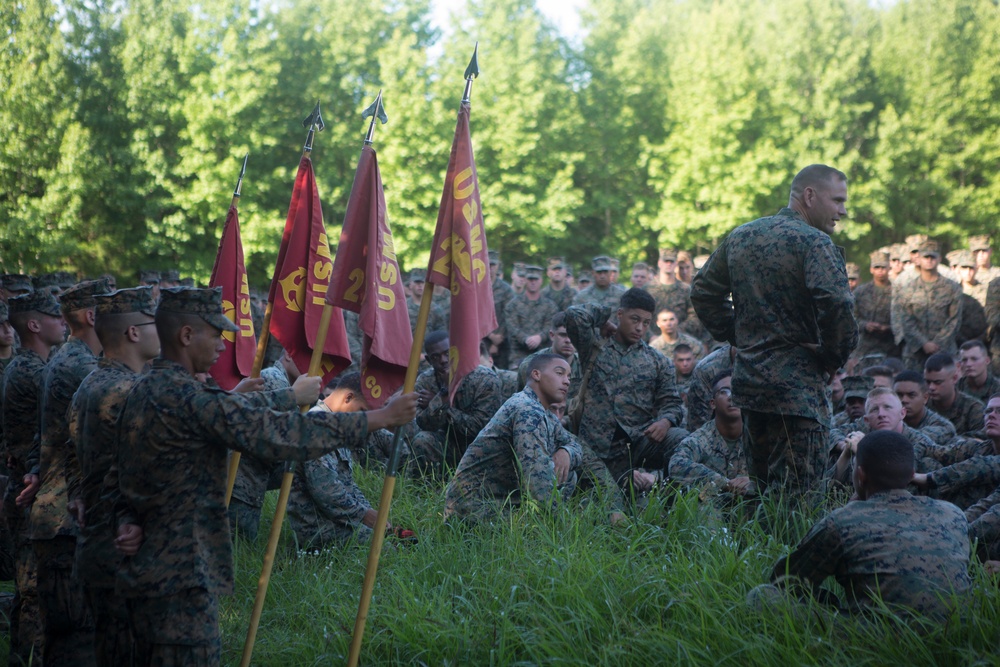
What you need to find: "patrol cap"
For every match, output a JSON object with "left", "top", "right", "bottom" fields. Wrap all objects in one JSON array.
[
  {"left": 953, "top": 250, "right": 976, "bottom": 268},
  {"left": 161, "top": 269, "right": 181, "bottom": 283},
  {"left": 918, "top": 239, "right": 940, "bottom": 257},
  {"left": 9, "top": 290, "right": 61, "bottom": 317},
  {"left": 905, "top": 234, "right": 929, "bottom": 254},
  {"left": 0, "top": 302, "right": 8, "bottom": 323},
  {"left": 591, "top": 255, "right": 612, "bottom": 271},
  {"left": 95, "top": 287, "right": 157, "bottom": 317},
  {"left": 845, "top": 263, "right": 860, "bottom": 280},
  {"left": 842, "top": 375, "right": 874, "bottom": 401},
  {"left": 138, "top": 270, "right": 160, "bottom": 285},
  {"left": 869, "top": 250, "right": 890, "bottom": 269},
  {"left": 488, "top": 250, "right": 500, "bottom": 265},
  {"left": 609, "top": 258, "right": 620, "bottom": 271},
  {"left": 35, "top": 271, "right": 76, "bottom": 290},
  {"left": 1, "top": 274, "right": 34, "bottom": 294},
  {"left": 156, "top": 287, "right": 239, "bottom": 333},
  {"left": 577, "top": 270, "right": 593, "bottom": 285},
  {"left": 944, "top": 250, "right": 962, "bottom": 267},
  {"left": 409, "top": 268, "right": 427, "bottom": 283},
  {"left": 178, "top": 277, "right": 195, "bottom": 288},
  {"left": 513, "top": 262, "right": 527, "bottom": 277},
  {"left": 658, "top": 248, "right": 677, "bottom": 262},
  {"left": 969, "top": 235, "right": 991, "bottom": 252},
  {"left": 547, "top": 256, "right": 565, "bottom": 270},
  {"left": 59, "top": 278, "right": 113, "bottom": 313},
  {"left": 524, "top": 265, "right": 544, "bottom": 279}
]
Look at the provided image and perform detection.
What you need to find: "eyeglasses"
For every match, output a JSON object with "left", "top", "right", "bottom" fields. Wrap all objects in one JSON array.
[
  {"left": 714, "top": 387, "right": 733, "bottom": 398},
  {"left": 125, "top": 321, "right": 157, "bottom": 335}
]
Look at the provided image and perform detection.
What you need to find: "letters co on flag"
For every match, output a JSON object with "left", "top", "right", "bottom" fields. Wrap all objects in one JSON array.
[{"left": 427, "top": 101, "right": 497, "bottom": 404}]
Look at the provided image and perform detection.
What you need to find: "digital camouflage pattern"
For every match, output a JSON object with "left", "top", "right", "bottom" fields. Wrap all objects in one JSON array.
[
  {"left": 571, "top": 283, "right": 626, "bottom": 310},
  {"left": 410, "top": 365, "right": 504, "bottom": 473},
  {"left": 444, "top": 387, "right": 583, "bottom": 523},
  {"left": 541, "top": 284, "right": 577, "bottom": 312},
  {"left": 286, "top": 403, "right": 374, "bottom": 549},
  {"left": 115, "top": 358, "right": 368, "bottom": 599},
  {"left": 643, "top": 281, "right": 694, "bottom": 335},
  {"left": 891, "top": 274, "right": 963, "bottom": 369},
  {"left": 987, "top": 276, "right": 1000, "bottom": 372},
  {"left": 957, "top": 372, "right": 1000, "bottom": 404},
  {"left": 690, "top": 207, "right": 858, "bottom": 426},
  {"left": 922, "top": 448, "right": 1000, "bottom": 510},
  {"left": 771, "top": 489, "right": 971, "bottom": 617},
  {"left": 564, "top": 303, "right": 686, "bottom": 466},
  {"left": 31, "top": 337, "right": 99, "bottom": 541},
  {"left": 669, "top": 421, "right": 750, "bottom": 496},
  {"left": 407, "top": 296, "right": 446, "bottom": 338},
  {"left": 649, "top": 331, "right": 704, "bottom": 359},
  {"left": 685, "top": 344, "right": 733, "bottom": 432},
  {"left": 851, "top": 280, "right": 897, "bottom": 361},
  {"left": 909, "top": 408, "right": 959, "bottom": 446},
  {"left": 966, "top": 484, "right": 1000, "bottom": 560},
  {"left": 931, "top": 391, "right": 985, "bottom": 437},
  {"left": 504, "top": 293, "right": 559, "bottom": 368}
]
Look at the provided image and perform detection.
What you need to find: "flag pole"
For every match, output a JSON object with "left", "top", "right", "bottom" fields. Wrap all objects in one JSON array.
[
  {"left": 225, "top": 105, "right": 324, "bottom": 506},
  {"left": 347, "top": 49, "right": 478, "bottom": 665},
  {"left": 237, "top": 100, "right": 349, "bottom": 667}
]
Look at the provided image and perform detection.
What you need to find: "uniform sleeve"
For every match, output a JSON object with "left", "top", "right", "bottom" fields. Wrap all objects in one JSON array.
[
  {"left": 668, "top": 435, "right": 728, "bottom": 492},
  {"left": 933, "top": 281, "right": 963, "bottom": 347},
  {"left": 512, "top": 410, "right": 563, "bottom": 507},
  {"left": 301, "top": 456, "right": 370, "bottom": 526},
  {"left": 928, "top": 455, "right": 1000, "bottom": 499},
  {"left": 653, "top": 352, "right": 685, "bottom": 428},
  {"left": 771, "top": 515, "right": 844, "bottom": 592},
  {"left": 504, "top": 299, "right": 529, "bottom": 345},
  {"left": 445, "top": 372, "right": 503, "bottom": 442},
  {"left": 804, "top": 240, "right": 858, "bottom": 374},
  {"left": 690, "top": 241, "right": 735, "bottom": 345}
]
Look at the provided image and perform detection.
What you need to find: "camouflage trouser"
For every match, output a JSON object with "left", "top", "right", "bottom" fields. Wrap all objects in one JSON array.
[
  {"left": 227, "top": 498, "right": 263, "bottom": 543},
  {"left": 34, "top": 537, "right": 95, "bottom": 667},
  {"left": 129, "top": 587, "right": 220, "bottom": 667},
  {"left": 86, "top": 585, "right": 133, "bottom": 667},
  {"left": 6, "top": 496, "right": 42, "bottom": 667},
  {"left": 744, "top": 411, "right": 826, "bottom": 499},
  {"left": 408, "top": 430, "right": 463, "bottom": 478},
  {"left": 603, "top": 425, "right": 689, "bottom": 488}
]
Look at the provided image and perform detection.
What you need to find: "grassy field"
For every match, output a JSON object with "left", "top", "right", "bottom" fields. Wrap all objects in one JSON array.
[{"left": 222, "top": 469, "right": 1000, "bottom": 666}]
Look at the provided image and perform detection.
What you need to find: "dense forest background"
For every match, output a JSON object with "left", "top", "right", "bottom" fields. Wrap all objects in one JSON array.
[{"left": 1, "top": 0, "right": 998, "bottom": 287}]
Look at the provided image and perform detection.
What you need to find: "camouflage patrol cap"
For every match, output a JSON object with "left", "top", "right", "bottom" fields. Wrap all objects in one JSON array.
[
  {"left": 842, "top": 375, "right": 874, "bottom": 401},
  {"left": 95, "top": 287, "right": 157, "bottom": 317},
  {"left": 161, "top": 269, "right": 181, "bottom": 283},
  {"left": 869, "top": 250, "right": 890, "bottom": 269},
  {"left": 488, "top": 250, "right": 500, "bottom": 265},
  {"left": 591, "top": 256, "right": 612, "bottom": 271},
  {"left": 138, "top": 270, "right": 160, "bottom": 285},
  {"left": 9, "top": 290, "right": 61, "bottom": 317},
  {"left": 969, "top": 235, "right": 991, "bottom": 252},
  {"left": 0, "top": 301, "right": 7, "bottom": 323},
  {"left": 609, "top": 258, "right": 620, "bottom": 271},
  {"left": 409, "top": 268, "right": 427, "bottom": 283},
  {"left": 178, "top": 277, "right": 195, "bottom": 287},
  {"left": 577, "top": 270, "right": 593, "bottom": 285},
  {"left": 658, "top": 248, "right": 678, "bottom": 262},
  {"left": 845, "top": 263, "right": 860, "bottom": 279},
  {"left": 1, "top": 274, "right": 34, "bottom": 294},
  {"left": 944, "top": 250, "right": 962, "bottom": 267},
  {"left": 547, "top": 256, "right": 565, "bottom": 270},
  {"left": 157, "top": 287, "right": 239, "bottom": 333},
  {"left": 524, "top": 265, "right": 544, "bottom": 279},
  {"left": 887, "top": 243, "right": 905, "bottom": 261},
  {"left": 952, "top": 250, "right": 976, "bottom": 268},
  {"left": 905, "top": 234, "right": 929, "bottom": 254},
  {"left": 35, "top": 271, "right": 76, "bottom": 290},
  {"left": 513, "top": 262, "right": 527, "bottom": 277},
  {"left": 918, "top": 239, "right": 940, "bottom": 257},
  {"left": 59, "top": 278, "right": 113, "bottom": 313}
]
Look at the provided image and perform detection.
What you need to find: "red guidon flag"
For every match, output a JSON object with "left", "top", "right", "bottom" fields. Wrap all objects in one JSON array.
[
  {"left": 327, "top": 146, "right": 411, "bottom": 408},
  {"left": 208, "top": 203, "right": 256, "bottom": 390},
  {"left": 426, "top": 101, "right": 497, "bottom": 403},
  {"left": 268, "top": 155, "right": 351, "bottom": 386}
]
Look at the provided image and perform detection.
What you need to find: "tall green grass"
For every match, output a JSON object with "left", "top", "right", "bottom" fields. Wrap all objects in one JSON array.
[{"left": 223, "top": 470, "right": 1000, "bottom": 666}]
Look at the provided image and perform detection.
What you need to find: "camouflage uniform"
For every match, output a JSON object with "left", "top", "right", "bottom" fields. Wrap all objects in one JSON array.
[
  {"left": 769, "top": 489, "right": 971, "bottom": 617},
  {"left": 649, "top": 331, "right": 704, "bottom": 359},
  {"left": 564, "top": 304, "right": 687, "bottom": 485},
  {"left": 504, "top": 293, "right": 559, "bottom": 369},
  {"left": 406, "top": 296, "right": 446, "bottom": 338},
  {"left": 31, "top": 335, "right": 100, "bottom": 666},
  {"left": 668, "top": 421, "right": 751, "bottom": 500},
  {"left": 827, "top": 423, "right": 942, "bottom": 486},
  {"left": 116, "top": 289, "right": 372, "bottom": 665},
  {"left": 541, "top": 284, "right": 577, "bottom": 312},
  {"left": 957, "top": 294, "right": 987, "bottom": 346},
  {"left": 409, "top": 365, "right": 504, "bottom": 476},
  {"left": 286, "top": 402, "right": 374, "bottom": 550},
  {"left": 989, "top": 277, "right": 1000, "bottom": 373},
  {"left": 930, "top": 391, "right": 984, "bottom": 437},
  {"left": 966, "top": 484, "right": 1000, "bottom": 560},
  {"left": 444, "top": 387, "right": 584, "bottom": 522},
  {"left": 957, "top": 372, "right": 1000, "bottom": 404},
  {"left": 643, "top": 281, "right": 695, "bottom": 335},
  {"left": 920, "top": 446, "right": 1000, "bottom": 511},
  {"left": 571, "top": 283, "right": 626, "bottom": 310},
  {"left": 909, "top": 408, "right": 959, "bottom": 446},
  {"left": 691, "top": 207, "right": 858, "bottom": 495},
  {"left": 851, "top": 280, "right": 897, "bottom": 362},
  {"left": 684, "top": 345, "right": 733, "bottom": 433},
  {"left": 488, "top": 367, "right": 521, "bottom": 402},
  {"left": 517, "top": 348, "right": 581, "bottom": 401},
  {"left": 1, "top": 347, "right": 46, "bottom": 665},
  {"left": 490, "top": 275, "right": 516, "bottom": 368},
  {"left": 891, "top": 274, "right": 963, "bottom": 370}
]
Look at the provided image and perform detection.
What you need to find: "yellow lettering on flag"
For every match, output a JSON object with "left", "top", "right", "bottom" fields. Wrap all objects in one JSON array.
[
  {"left": 453, "top": 167, "right": 475, "bottom": 200},
  {"left": 222, "top": 299, "right": 237, "bottom": 343},
  {"left": 364, "top": 373, "right": 382, "bottom": 399},
  {"left": 278, "top": 267, "right": 306, "bottom": 313}
]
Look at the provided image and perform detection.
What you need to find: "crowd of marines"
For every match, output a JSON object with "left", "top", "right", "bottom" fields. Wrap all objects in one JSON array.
[{"left": 2, "top": 165, "right": 1000, "bottom": 663}]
